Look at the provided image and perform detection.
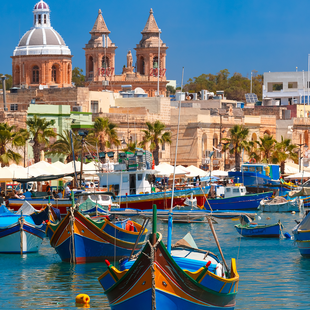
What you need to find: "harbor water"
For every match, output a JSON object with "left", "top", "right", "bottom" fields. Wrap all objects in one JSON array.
[{"left": 0, "top": 212, "right": 309, "bottom": 309}]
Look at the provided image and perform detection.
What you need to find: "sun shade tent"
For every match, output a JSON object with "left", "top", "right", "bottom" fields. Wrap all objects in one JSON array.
[
  {"left": 185, "top": 165, "right": 208, "bottom": 178},
  {"left": 62, "top": 161, "right": 82, "bottom": 174},
  {"left": 155, "top": 163, "right": 187, "bottom": 177},
  {"left": 211, "top": 170, "right": 228, "bottom": 177},
  {"left": 284, "top": 172, "right": 310, "bottom": 179},
  {"left": 29, "top": 161, "right": 62, "bottom": 175},
  {"left": 0, "top": 167, "right": 29, "bottom": 182}
]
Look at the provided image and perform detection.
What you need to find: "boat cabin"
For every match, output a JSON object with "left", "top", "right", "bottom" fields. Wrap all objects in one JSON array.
[
  {"left": 241, "top": 163, "right": 280, "bottom": 180},
  {"left": 210, "top": 184, "right": 247, "bottom": 199},
  {"left": 97, "top": 169, "right": 154, "bottom": 196}
]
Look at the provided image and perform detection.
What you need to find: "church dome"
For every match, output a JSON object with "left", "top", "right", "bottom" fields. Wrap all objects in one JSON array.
[
  {"left": 34, "top": 1, "right": 49, "bottom": 10},
  {"left": 13, "top": 1, "right": 71, "bottom": 56}
]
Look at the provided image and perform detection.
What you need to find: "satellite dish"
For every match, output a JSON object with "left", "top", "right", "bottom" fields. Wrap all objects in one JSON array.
[{"left": 134, "top": 87, "right": 146, "bottom": 94}]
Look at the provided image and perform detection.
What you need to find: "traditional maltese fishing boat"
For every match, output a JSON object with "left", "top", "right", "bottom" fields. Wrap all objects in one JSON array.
[
  {"left": 98, "top": 205, "right": 239, "bottom": 310},
  {"left": 46, "top": 192, "right": 148, "bottom": 263},
  {"left": 0, "top": 202, "right": 46, "bottom": 254}
]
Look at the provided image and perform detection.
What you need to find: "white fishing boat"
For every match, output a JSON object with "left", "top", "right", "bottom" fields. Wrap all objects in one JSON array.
[{"left": 259, "top": 196, "right": 304, "bottom": 212}]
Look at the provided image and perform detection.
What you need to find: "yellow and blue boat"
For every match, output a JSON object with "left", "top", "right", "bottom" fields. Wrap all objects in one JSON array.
[
  {"left": 292, "top": 211, "right": 310, "bottom": 256},
  {"left": 46, "top": 193, "right": 148, "bottom": 263},
  {"left": 98, "top": 206, "right": 239, "bottom": 309}
]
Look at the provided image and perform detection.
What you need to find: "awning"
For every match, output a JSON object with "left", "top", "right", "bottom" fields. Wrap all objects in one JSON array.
[{"left": 13, "top": 172, "right": 77, "bottom": 183}]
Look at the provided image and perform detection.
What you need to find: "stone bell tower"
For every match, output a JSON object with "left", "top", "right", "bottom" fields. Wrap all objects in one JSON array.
[
  {"left": 84, "top": 9, "right": 117, "bottom": 82},
  {"left": 134, "top": 8, "right": 168, "bottom": 82}
]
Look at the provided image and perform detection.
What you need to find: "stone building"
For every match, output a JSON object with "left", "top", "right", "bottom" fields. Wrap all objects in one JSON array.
[
  {"left": 11, "top": 0, "right": 72, "bottom": 89},
  {"left": 170, "top": 106, "right": 277, "bottom": 169},
  {"left": 84, "top": 8, "right": 168, "bottom": 96}
]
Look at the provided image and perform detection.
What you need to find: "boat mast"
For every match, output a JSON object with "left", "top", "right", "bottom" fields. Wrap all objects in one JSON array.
[{"left": 167, "top": 67, "right": 184, "bottom": 253}]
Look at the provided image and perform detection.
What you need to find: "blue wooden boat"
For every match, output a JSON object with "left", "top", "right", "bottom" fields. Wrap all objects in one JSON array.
[
  {"left": 228, "top": 163, "right": 290, "bottom": 196},
  {"left": 0, "top": 204, "right": 46, "bottom": 253},
  {"left": 45, "top": 192, "right": 148, "bottom": 263},
  {"left": 235, "top": 215, "right": 282, "bottom": 238},
  {"left": 205, "top": 185, "right": 273, "bottom": 211},
  {"left": 292, "top": 211, "right": 310, "bottom": 256},
  {"left": 98, "top": 205, "right": 239, "bottom": 310}
]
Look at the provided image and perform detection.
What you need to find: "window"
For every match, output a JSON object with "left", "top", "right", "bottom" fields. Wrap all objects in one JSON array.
[
  {"left": 101, "top": 56, "right": 109, "bottom": 68},
  {"left": 32, "top": 66, "right": 39, "bottom": 83},
  {"left": 249, "top": 167, "right": 256, "bottom": 172},
  {"left": 10, "top": 104, "right": 18, "bottom": 111},
  {"left": 226, "top": 188, "right": 231, "bottom": 192},
  {"left": 288, "top": 82, "right": 297, "bottom": 88},
  {"left": 233, "top": 188, "right": 239, "bottom": 193},
  {"left": 242, "top": 166, "right": 249, "bottom": 172},
  {"left": 257, "top": 166, "right": 263, "bottom": 173},
  {"left": 51, "top": 65, "right": 57, "bottom": 82},
  {"left": 137, "top": 174, "right": 143, "bottom": 181},
  {"left": 123, "top": 176, "right": 128, "bottom": 183},
  {"left": 44, "top": 14, "right": 47, "bottom": 24},
  {"left": 38, "top": 14, "right": 41, "bottom": 24},
  {"left": 272, "top": 83, "right": 283, "bottom": 91},
  {"left": 91, "top": 100, "right": 98, "bottom": 113},
  {"left": 162, "top": 143, "right": 165, "bottom": 151},
  {"left": 89, "top": 56, "right": 94, "bottom": 72},
  {"left": 153, "top": 57, "right": 158, "bottom": 69},
  {"left": 34, "top": 15, "right": 36, "bottom": 24}
]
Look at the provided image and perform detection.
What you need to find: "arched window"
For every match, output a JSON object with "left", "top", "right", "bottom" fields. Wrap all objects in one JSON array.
[
  {"left": 34, "top": 15, "right": 36, "bottom": 25},
  {"left": 38, "top": 14, "right": 41, "bottom": 24},
  {"left": 251, "top": 133, "right": 258, "bottom": 147},
  {"left": 51, "top": 65, "right": 57, "bottom": 82},
  {"left": 153, "top": 56, "right": 158, "bottom": 69},
  {"left": 67, "top": 64, "right": 71, "bottom": 84},
  {"left": 101, "top": 56, "right": 109, "bottom": 68},
  {"left": 139, "top": 57, "right": 145, "bottom": 75},
  {"left": 15, "top": 65, "right": 20, "bottom": 85},
  {"left": 305, "top": 130, "right": 309, "bottom": 146},
  {"left": 44, "top": 14, "right": 47, "bottom": 24},
  {"left": 213, "top": 134, "right": 220, "bottom": 158},
  {"left": 32, "top": 65, "right": 39, "bottom": 83},
  {"left": 89, "top": 56, "right": 94, "bottom": 72},
  {"left": 202, "top": 134, "right": 208, "bottom": 158},
  {"left": 264, "top": 130, "right": 271, "bottom": 136}
]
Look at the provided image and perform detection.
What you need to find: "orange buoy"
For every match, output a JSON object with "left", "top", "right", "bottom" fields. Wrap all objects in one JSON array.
[{"left": 76, "top": 294, "right": 90, "bottom": 305}]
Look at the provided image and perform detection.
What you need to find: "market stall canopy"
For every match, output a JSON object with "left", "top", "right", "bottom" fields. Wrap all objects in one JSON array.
[
  {"left": 177, "top": 165, "right": 190, "bottom": 174},
  {"left": 30, "top": 161, "right": 62, "bottom": 175},
  {"left": 155, "top": 163, "right": 186, "bottom": 177},
  {"left": 0, "top": 167, "right": 28, "bottom": 182},
  {"left": 284, "top": 162, "right": 310, "bottom": 174},
  {"left": 51, "top": 161, "right": 67, "bottom": 170},
  {"left": 62, "top": 161, "right": 82, "bottom": 174},
  {"left": 284, "top": 171, "right": 310, "bottom": 179},
  {"left": 83, "top": 162, "right": 101, "bottom": 175},
  {"left": 185, "top": 165, "right": 208, "bottom": 178},
  {"left": 211, "top": 170, "right": 228, "bottom": 177}
]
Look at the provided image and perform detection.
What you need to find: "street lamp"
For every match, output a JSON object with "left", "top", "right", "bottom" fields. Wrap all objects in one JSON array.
[
  {"left": 222, "top": 142, "right": 229, "bottom": 171},
  {"left": 297, "top": 143, "right": 308, "bottom": 172},
  {"left": 78, "top": 130, "right": 89, "bottom": 188}
]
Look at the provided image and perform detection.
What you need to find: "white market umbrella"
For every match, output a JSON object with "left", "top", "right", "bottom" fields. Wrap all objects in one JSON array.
[
  {"left": 177, "top": 165, "right": 190, "bottom": 174},
  {"left": 211, "top": 170, "right": 228, "bottom": 177},
  {"left": 62, "top": 161, "right": 81, "bottom": 174},
  {"left": 52, "top": 161, "right": 67, "bottom": 170},
  {"left": 155, "top": 163, "right": 186, "bottom": 177},
  {"left": 185, "top": 165, "right": 208, "bottom": 178},
  {"left": 83, "top": 162, "right": 101, "bottom": 175},
  {"left": 30, "top": 161, "right": 62, "bottom": 175},
  {"left": 284, "top": 172, "right": 310, "bottom": 179}
]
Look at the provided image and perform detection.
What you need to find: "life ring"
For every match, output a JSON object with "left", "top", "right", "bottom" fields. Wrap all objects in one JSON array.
[
  {"left": 108, "top": 204, "right": 111, "bottom": 212},
  {"left": 249, "top": 158, "right": 256, "bottom": 164},
  {"left": 125, "top": 220, "right": 135, "bottom": 232}
]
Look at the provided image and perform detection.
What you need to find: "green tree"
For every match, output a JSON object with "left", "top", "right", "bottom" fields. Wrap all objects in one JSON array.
[
  {"left": 72, "top": 67, "right": 85, "bottom": 87},
  {"left": 0, "top": 123, "right": 26, "bottom": 167},
  {"left": 26, "top": 115, "right": 56, "bottom": 163},
  {"left": 271, "top": 136, "right": 298, "bottom": 174},
  {"left": 47, "top": 129, "right": 97, "bottom": 162},
  {"left": 0, "top": 74, "right": 13, "bottom": 90},
  {"left": 139, "top": 120, "right": 171, "bottom": 165},
  {"left": 223, "top": 125, "right": 249, "bottom": 171},
  {"left": 257, "top": 134, "right": 276, "bottom": 163},
  {"left": 93, "top": 117, "right": 120, "bottom": 152},
  {"left": 166, "top": 85, "right": 176, "bottom": 94},
  {"left": 122, "top": 141, "right": 138, "bottom": 152}
]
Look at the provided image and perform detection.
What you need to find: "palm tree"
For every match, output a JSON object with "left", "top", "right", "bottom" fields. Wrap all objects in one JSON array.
[
  {"left": 47, "top": 130, "right": 97, "bottom": 162},
  {"left": 26, "top": 115, "right": 56, "bottom": 163},
  {"left": 122, "top": 141, "right": 138, "bottom": 152},
  {"left": 257, "top": 134, "right": 276, "bottom": 163},
  {"left": 223, "top": 125, "right": 249, "bottom": 171},
  {"left": 0, "top": 123, "right": 26, "bottom": 167},
  {"left": 94, "top": 117, "right": 120, "bottom": 151},
  {"left": 139, "top": 120, "right": 171, "bottom": 165},
  {"left": 271, "top": 136, "right": 298, "bottom": 174},
  {"left": 246, "top": 140, "right": 260, "bottom": 163}
]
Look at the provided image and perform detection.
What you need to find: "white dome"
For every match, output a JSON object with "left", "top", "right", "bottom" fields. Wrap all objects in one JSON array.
[{"left": 13, "top": 1, "right": 71, "bottom": 56}]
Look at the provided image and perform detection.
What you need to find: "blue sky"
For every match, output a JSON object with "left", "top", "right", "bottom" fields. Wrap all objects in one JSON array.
[{"left": 1, "top": 0, "right": 310, "bottom": 86}]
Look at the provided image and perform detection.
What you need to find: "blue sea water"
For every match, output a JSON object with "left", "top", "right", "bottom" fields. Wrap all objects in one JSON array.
[{"left": 0, "top": 212, "right": 309, "bottom": 309}]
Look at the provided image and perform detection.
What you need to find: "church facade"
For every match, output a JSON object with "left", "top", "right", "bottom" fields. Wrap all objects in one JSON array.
[
  {"left": 11, "top": 0, "right": 72, "bottom": 89},
  {"left": 84, "top": 9, "right": 168, "bottom": 97}
]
